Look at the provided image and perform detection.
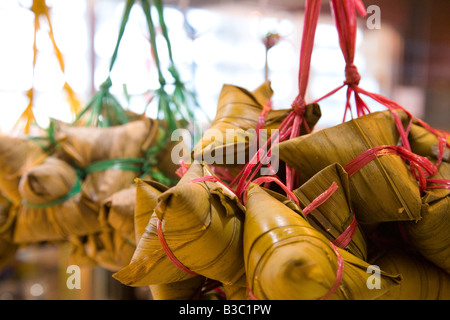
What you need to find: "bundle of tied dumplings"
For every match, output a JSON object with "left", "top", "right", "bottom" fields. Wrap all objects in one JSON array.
[
  {"left": 113, "top": 81, "right": 450, "bottom": 300},
  {"left": 1, "top": 80, "right": 449, "bottom": 300}
]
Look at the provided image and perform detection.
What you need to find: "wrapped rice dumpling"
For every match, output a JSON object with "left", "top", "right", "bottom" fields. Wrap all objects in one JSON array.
[
  {"left": 408, "top": 123, "right": 449, "bottom": 162},
  {"left": 114, "top": 162, "right": 246, "bottom": 291},
  {"left": 244, "top": 184, "right": 402, "bottom": 300},
  {"left": 192, "top": 81, "right": 320, "bottom": 166},
  {"left": 293, "top": 163, "right": 367, "bottom": 260},
  {"left": 277, "top": 110, "right": 422, "bottom": 224},
  {"left": 53, "top": 118, "right": 157, "bottom": 211},
  {"left": 373, "top": 249, "right": 450, "bottom": 300},
  {"left": 77, "top": 184, "right": 142, "bottom": 271},
  {"left": 113, "top": 178, "right": 208, "bottom": 299},
  {"left": 14, "top": 157, "right": 101, "bottom": 243},
  {"left": 0, "top": 135, "right": 46, "bottom": 206},
  {"left": 403, "top": 161, "right": 450, "bottom": 274}
]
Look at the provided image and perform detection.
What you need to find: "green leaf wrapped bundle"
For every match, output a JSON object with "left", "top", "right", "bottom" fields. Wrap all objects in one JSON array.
[
  {"left": 244, "top": 184, "right": 402, "bottom": 300},
  {"left": 54, "top": 118, "right": 158, "bottom": 211}
]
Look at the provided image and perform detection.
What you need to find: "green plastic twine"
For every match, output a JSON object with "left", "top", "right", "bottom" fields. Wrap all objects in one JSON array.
[
  {"left": 153, "top": 0, "right": 208, "bottom": 132},
  {"left": 84, "top": 157, "right": 145, "bottom": 174},
  {"left": 74, "top": 0, "right": 135, "bottom": 127},
  {"left": 142, "top": 0, "right": 206, "bottom": 137}
]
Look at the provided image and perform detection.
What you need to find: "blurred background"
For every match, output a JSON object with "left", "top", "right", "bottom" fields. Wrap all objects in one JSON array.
[{"left": 0, "top": 0, "right": 449, "bottom": 299}]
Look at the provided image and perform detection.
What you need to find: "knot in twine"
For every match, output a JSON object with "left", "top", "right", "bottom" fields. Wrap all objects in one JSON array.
[
  {"left": 291, "top": 95, "right": 306, "bottom": 116},
  {"left": 344, "top": 63, "right": 361, "bottom": 86}
]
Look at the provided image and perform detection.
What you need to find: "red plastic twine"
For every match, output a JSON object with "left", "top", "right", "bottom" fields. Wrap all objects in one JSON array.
[
  {"left": 232, "top": 0, "right": 322, "bottom": 195},
  {"left": 156, "top": 219, "right": 199, "bottom": 276},
  {"left": 343, "top": 145, "right": 438, "bottom": 191},
  {"left": 310, "top": 0, "right": 450, "bottom": 158},
  {"left": 302, "top": 182, "right": 339, "bottom": 215},
  {"left": 319, "top": 242, "right": 344, "bottom": 300}
]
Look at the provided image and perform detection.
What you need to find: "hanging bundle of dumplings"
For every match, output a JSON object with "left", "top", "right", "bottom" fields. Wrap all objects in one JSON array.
[{"left": 53, "top": 118, "right": 158, "bottom": 211}]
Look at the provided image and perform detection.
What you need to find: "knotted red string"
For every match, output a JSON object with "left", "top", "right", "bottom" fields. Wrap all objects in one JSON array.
[
  {"left": 232, "top": 0, "right": 321, "bottom": 194},
  {"left": 312, "top": 0, "right": 449, "bottom": 161},
  {"left": 344, "top": 63, "right": 361, "bottom": 86}
]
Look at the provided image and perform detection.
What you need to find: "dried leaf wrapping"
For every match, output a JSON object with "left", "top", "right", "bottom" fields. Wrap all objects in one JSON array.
[
  {"left": 408, "top": 123, "right": 449, "bottom": 162},
  {"left": 193, "top": 82, "right": 302, "bottom": 166},
  {"left": 100, "top": 184, "right": 137, "bottom": 246},
  {"left": 54, "top": 118, "right": 158, "bottom": 210},
  {"left": 114, "top": 162, "right": 246, "bottom": 289},
  {"left": 293, "top": 163, "right": 367, "bottom": 260},
  {"left": 14, "top": 157, "right": 100, "bottom": 243},
  {"left": 244, "top": 184, "right": 401, "bottom": 300},
  {"left": 403, "top": 161, "right": 450, "bottom": 274},
  {"left": 0, "top": 135, "right": 46, "bottom": 206},
  {"left": 0, "top": 195, "right": 17, "bottom": 271},
  {"left": 277, "top": 110, "right": 421, "bottom": 224}
]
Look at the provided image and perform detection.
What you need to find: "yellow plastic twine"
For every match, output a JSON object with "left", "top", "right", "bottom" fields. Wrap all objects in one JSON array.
[{"left": 13, "top": 0, "right": 81, "bottom": 135}]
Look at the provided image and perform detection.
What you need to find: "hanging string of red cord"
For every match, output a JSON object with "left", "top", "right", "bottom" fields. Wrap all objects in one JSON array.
[
  {"left": 307, "top": 0, "right": 449, "bottom": 191},
  {"left": 228, "top": 0, "right": 323, "bottom": 198}
]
